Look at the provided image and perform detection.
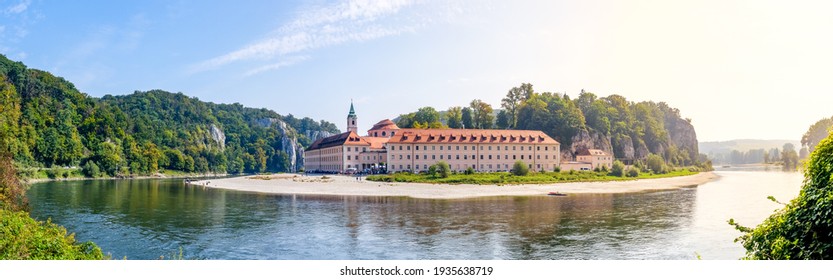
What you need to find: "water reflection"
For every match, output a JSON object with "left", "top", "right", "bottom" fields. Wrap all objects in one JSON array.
[{"left": 27, "top": 171, "right": 799, "bottom": 260}]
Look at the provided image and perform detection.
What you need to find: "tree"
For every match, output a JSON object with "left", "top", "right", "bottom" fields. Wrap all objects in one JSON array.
[
  {"left": 495, "top": 110, "right": 510, "bottom": 129},
  {"left": 501, "top": 83, "right": 533, "bottom": 128},
  {"left": 511, "top": 160, "right": 529, "bottom": 176},
  {"left": 610, "top": 160, "right": 625, "bottom": 177},
  {"left": 461, "top": 107, "right": 473, "bottom": 129},
  {"left": 801, "top": 117, "right": 833, "bottom": 153},
  {"left": 0, "top": 154, "right": 28, "bottom": 211},
  {"left": 730, "top": 131, "right": 833, "bottom": 259},
  {"left": 469, "top": 99, "right": 494, "bottom": 129},
  {"left": 781, "top": 143, "right": 799, "bottom": 171},
  {"left": 413, "top": 107, "right": 441, "bottom": 126},
  {"left": 646, "top": 154, "right": 665, "bottom": 174},
  {"left": 446, "top": 106, "right": 463, "bottom": 128},
  {"left": 430, "top": 161, "right": 450, "bottom": 178}
]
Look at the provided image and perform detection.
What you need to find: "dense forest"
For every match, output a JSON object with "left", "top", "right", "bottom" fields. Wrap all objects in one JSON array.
[
  {"left": 395, "top": 83, "right": 708, "bottom": 169},
  {"left": 0, "top": 54, "right": 339, "bottom": 177}
]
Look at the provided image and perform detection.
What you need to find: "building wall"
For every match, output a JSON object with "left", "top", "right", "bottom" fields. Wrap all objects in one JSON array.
[
  {"left": 367, "top": 128, "right": 398, "bottom": 138},
  {"left": 305, "top": 146, "right": 344, "bottom": 173},
  {"left": 576, "top": 154, "right": 613, "bottom": 170},
  {"left": 561, "top": 162, "right": 593, "bottom": 171},
  {"left": 386, "top": 143, "right": 560, "bottom": 173}
]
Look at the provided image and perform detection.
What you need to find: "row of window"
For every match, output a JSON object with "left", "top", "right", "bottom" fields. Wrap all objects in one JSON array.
[
  {"left": 391, "top": 163, "right": 555, "bottom": 172},
  {"left": 389, "top": 144, "right": 554, "bottom": 152},
  {"left": 391, "top": 154, "right": 557, "bottom": 161},
  {"left": 346, "top": 155, "right": 382, "bottom": 161},
  {"left": 346, "top": 147, "right": 368, "bottom": 152}
]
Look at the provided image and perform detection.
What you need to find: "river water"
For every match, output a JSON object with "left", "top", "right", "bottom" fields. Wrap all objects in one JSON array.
[{"left": 26, "top": 170, "right": 802, "bottom": 260}]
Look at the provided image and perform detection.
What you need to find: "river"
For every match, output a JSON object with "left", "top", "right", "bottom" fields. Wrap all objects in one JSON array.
[{"left": 26, "top": 170, "right": 802, "bottom": 260}]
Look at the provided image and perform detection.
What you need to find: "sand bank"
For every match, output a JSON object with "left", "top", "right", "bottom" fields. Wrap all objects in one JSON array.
[{"left": 189, "top": 172, "right": 719, "bottom": 199}]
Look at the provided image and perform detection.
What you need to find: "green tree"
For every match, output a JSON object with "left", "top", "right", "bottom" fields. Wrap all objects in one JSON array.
[
  {"left": 495, "top": 110, "right": 510, "bottom": 129},
  {"left": 511, "top": 160, "right": 529, "bottom": 176},
  {"left": 446, "top": 106, "right": 463, "bottom": 128},
  {"left": 801, "top": 117, "right": 833, "bottom": 153},
  {"left": 781, "top": 143, "right": 799, "bottom": 171},
  {"left": 501, "top": 83, "right": 533, "bottom": 128},
  {"left": 433, "top": 161, "right": 450, "bottom": 178},
  {"left": 610, "top": 160, "right": 625, "bottom": 177},
  {"left": 469, "top": 99, "right": 494, "bottom": 129},
  {"left": 646, "top": 154, "right": 665, "bottom": 174},
  {"left": 730, "top": 131, "right": 833, "bottom": 259},
  {"left": 461, "top": 107, "right": 473, "bottom": 129},
  {"left": 413, "top": 107, "right": 441, "bottom": 126}
]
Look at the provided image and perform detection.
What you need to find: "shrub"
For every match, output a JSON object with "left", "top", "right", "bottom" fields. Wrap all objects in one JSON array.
[
  {"left": 0, "top": 209, "right": 105, "bottom": 260},
  {"left": 433, "top": 161, "right": 451, "bottom": 178},
  {"left": 730, "top": 131, "right": 833, "bottom": 259},
  {"left": 1, "top": 154, "right": 28, "bottom": 211},
  {"left": 553, "top": 166, "right": 561, "bottom": 172},
  {"left": 610, "top": 160, "right": 625, "bottom": 177},
  {"left": 464, "top": 167, "right": 475, "bottom": 175},
  {"left": 627, "top": 166, "right": 640, "bottom": 177},
  {"left": 511, "top": 160, "right": 529, "bottom": 176},
  {"left": 646, "top": 154, "right": 665, "bottom": 174}
]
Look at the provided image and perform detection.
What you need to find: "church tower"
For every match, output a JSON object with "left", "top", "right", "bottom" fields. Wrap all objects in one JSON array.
[{"left": 347, "top": 101, "right": 358, "bottom": 134}]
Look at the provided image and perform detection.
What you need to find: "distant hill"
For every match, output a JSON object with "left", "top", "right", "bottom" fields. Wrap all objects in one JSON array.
[{"left": 699, "top": 139, "right": 800, "bottom": 154}]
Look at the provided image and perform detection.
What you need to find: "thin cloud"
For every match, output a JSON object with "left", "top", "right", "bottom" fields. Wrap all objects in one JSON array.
[
  {"left": 243, "top": 56, "right": 310, "bottom": 77},
  {"left": 4, "top": 0, "right": 31, "bottom": 14},
  {"left": 189, "top": 0, "right": 432, "bottom": 74}
]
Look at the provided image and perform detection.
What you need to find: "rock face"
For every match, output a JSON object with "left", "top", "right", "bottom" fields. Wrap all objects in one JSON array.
[
  {"left": 666, "top": 118, "right": 699, "bottom": 160},
  {"left": 306, "top": 130, "right": 333, "bottom": 143},
  {"left": 209, "top": 124, "right": 226, "bottom": 150},
  {"left": 562, "top": 129, "right": 613, "bottom": 161}
]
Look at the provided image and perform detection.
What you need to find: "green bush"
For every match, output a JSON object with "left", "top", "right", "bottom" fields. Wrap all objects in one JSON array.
[
  {"left": 730, "top": 131, "right": 833, "bottom": 259},
  {"left": 511, "top": 160, "right": 529, "bottom": 176},
  {"left": 626, "top": 166, "right": 640, "bottom": 177},
  {"left": 433, "top": 161, "right": 450, "bottom": 178},
  {"left": 610, "top": 160, "right": 625, "bottom": 177},
  {"left": 464, "top": 167, "right": 475, "bottom": 175},
  {"left": 0, "top": 209, "right": 105, "bottom": 260},
  {"left": 82, "top": 161, "right": 101, "bottom": 178},
  {"left": 553, "top": 166, "right": 561, "bottom": 172}
]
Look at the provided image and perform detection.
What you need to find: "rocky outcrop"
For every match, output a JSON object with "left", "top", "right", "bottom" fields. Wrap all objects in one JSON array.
[
  {"left": 562, "top": 129, "right": 614, "bottom": 161},
  {"left": 666, "top": 118, "right": 699, "bottom": 160},
  {"left": 209, "top": 124, "right": 226, "bottom": 150},
  {"left": 305, "top": 130, "right": 333, "bottom": 142},
  {"left": 251, "top": 117, "right": 306, "bottom": 172}
]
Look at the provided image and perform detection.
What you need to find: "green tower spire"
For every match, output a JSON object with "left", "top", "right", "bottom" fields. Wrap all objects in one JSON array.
[{"left": 348, "top": 100, "right": 356, "bottom": 118}]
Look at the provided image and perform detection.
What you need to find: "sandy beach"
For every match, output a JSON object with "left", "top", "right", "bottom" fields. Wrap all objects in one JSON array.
[{"left": 189, "top": 172, "right": 719, "bottom": 199}]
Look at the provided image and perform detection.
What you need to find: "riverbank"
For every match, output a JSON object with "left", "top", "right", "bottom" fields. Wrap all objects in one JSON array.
[
  {"left": 26, "top": 172, "right": 228, "bottom": 184},
  {"left": 189, "top": 172, "right": 719, "bottom": 199}
]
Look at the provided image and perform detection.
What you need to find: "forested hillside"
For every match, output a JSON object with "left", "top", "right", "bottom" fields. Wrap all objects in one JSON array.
[
  {"left": 396, "top": 84, "right": 707, "bottom": 168},
  {"left": 0, "top": 54, "right": 338, "bottom": 177}
]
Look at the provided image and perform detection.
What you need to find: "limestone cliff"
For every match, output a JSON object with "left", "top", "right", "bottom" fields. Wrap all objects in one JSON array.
[{"left": 561, "top": 129, "right": 613, "bottom": 161}]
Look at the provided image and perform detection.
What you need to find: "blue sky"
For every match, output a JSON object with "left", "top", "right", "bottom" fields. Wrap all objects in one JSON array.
[{"left": 2, "top": 0, "right": 833, "bottom": 142}]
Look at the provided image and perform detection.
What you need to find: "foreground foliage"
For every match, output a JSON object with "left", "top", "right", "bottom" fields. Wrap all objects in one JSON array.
[
  {"left": 730, "top": 131, "right": 833, "bottom": 259},
  {"left": 367, "top": 169, "right": 697, "bottom": 185},
  {"left": 0, "top": 209, "right": 105, "bottom": 260}
]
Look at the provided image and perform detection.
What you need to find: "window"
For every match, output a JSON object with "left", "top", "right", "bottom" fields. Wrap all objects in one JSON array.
[
  {"left": 456, "top": 146, "right": 459, "bottom": 150},
  {"left": 424, "top": 165, "right": 428, "bottom": 170},
  {"left": 440, "top": 146, "right": 443, "bottom": 151},
  {"left": 480, "top": 155, "right": 484, "bottom": 160},
  {"left": 432, "top": 146, "right": 435, "bottom": 150},
  {"left": 407, "top": 146, "right": 410, "bottom": 150},
  {"left": 464, "top": 146, "right": 467, "bottom": 151},
  {"left": 488, "top": 146, "right": 492, "bottom": 150},
  {"left": 416, "top": 146, "right": 419, "bottom": 151},
  {"left": 537, "top": 146, "right": 540, "bottom": 151},
  {"left": 347, "top": 147, "right": 351, "bottom": 152},
  {"left": 537, "top": 155, "right": 540, "bottom": 159},
  {"left": 424, "top": 146, "right": 427, "bottom": 150},
  {"left": 513, "top": 155, "right": 516, "bottom": 160},
  {"left": 505, "top": 155, "right": 508, "bottom": 160},
  {"left": 347, "top": 156, "right": 351, "bottom": 160},
  {"left": 545, "top": 146, "right": 548, "bottom": 151},
  {"left": 480, "top": 146, "right": 483, "bottom": 150},
  {"left": 464, "top": 155, "right": 467, "bottom": 160},
  {"left": 399, "top": 155, "right": 403, "bottom": 160},
  {"left": 423, "top": 155, "right": 427, "bottom": 160},
  {"left": 521, "top": 155, "right": 524, "bottom": 160},
  {"left": 407, "top": 155, "right": 410, "bottom": 159},
  {"left": 363, "top": 148, "right": 367, "bottom": 152},
  {"left": 456, "top": 155, "right": 460, "bottom": 160},
  {"left": 440, "top": 155, "right": 443, "bottom": 160},
  {"left": 381, "top": 131, "right": 386, "bottom": 136},
  {"left": 488, "top": 155, "right": 492, "bottom": 160},
  {"left": 513, "top": 146, "right": 516, "bottom": 151}
]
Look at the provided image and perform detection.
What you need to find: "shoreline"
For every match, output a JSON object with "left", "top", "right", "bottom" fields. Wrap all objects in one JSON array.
[
  {"left": 189, "top": 172, "right": 719, "bottom": 199},
  {"left": 26, "top": 173, "right": 229, "bottom": 184}
]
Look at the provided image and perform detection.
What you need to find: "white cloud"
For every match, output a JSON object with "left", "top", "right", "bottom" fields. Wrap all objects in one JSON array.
[
  {"left": 243, "top": 56, "right": 310, "bottom": 77},
  {"left": 189, "top": 0, "right": 435, "bottom": 74},
  {"left": 4, "top": 0, "right": 30, "bottom": 14}
]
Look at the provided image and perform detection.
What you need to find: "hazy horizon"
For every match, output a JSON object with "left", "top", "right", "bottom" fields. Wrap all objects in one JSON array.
[{"left": 2, "top": 0, "right": 831, "bottom": 142}]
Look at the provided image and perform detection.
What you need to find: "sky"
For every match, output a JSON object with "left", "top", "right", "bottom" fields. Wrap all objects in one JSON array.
[{"left": 2, "top": 0, "right": 832, "bottom": 142}]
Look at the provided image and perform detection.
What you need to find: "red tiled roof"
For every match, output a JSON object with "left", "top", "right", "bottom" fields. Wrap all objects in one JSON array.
[
  {"left": 362, "top": 137, "right": 390, "bottom": 149},
  {"left": 305, "top": 131, "right": 369, "bottom": 151},
  {"left": 368, "top": 119, "right": 400, "bottom": 131},
  {"left": 387, "top": 129, "right": 559, "bottom": 145}
]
